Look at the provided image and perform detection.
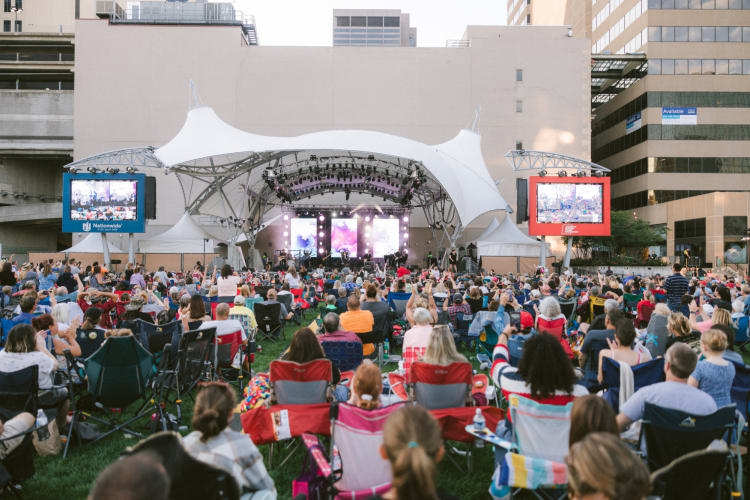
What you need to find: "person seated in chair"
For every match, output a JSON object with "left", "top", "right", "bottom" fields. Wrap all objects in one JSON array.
[
  {"left": 89, "top": 450, "right": 170, "bottom": 500},
  {"left": 361, "top": 284, "right": 389, "bottom": 337},
  {"left": 616, "top": 343, "right": 717, "bottom": 432},
  {"left": 579, "top": 309, "right": 626, "bottom": 390},
  {"left": 319, "top": 313, "right": 361, "bottom": 345},
  {"left": 597, "top": 318, "right": 652, "bottom": 384},
  {"left": 323, "top": 294, "right": 338, "bottom": 312},
  {"left": 229, "top": 295, "right": 257, "bottom": 332},
  {"left": 10, "top": 294, "right": 38, "bottom": 327},
  {"left": 200, "top": 303, "right": 247, "bottom": 341},
  {"left": 261, "top": 289, "right": 293, "bottom": 323},
  {"left": 183, "top": 382, "right": 276, "bottom": 499},
  {"left": 340, "top": 295, "right": 375, "bottom": 357},
  {"left": 442, "top": 293, "right": 471, "bottom": 329},
  {"left": 0, "top": 412, "right": 34, "bottom": 460},
  {"left": 335, "top": 287, "right": 348, "bottom": 313}
]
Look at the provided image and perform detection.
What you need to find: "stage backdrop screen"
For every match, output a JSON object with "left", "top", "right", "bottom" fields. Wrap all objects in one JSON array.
[
  {"left": 528, "top": 176, "right": 610, "bottom": 237},
  {"left": 331, "top": 218, "right": 358, "bottom": 257},
  {"left": 62, "top": 173, "right": 146, "bottom": 233},
  {"left": 290, "top": 218, "right": 317, "bottom": 257},
  {"left": 372, "top": 218, "right": 400, "bottom": 257}
]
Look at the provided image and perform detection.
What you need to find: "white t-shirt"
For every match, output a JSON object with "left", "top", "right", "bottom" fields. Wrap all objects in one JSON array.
[
  {"left": 199, "top": 319, "right": 246, "bottom": 341},
  {"left": 0, "top": 350, "right": 56, "bottom": 389},
  {"left": 284, "top": 273, "right": 301, "bottom": 288},
  {"left": 217, "top": 276, "right": 242, "bottom": 297}
]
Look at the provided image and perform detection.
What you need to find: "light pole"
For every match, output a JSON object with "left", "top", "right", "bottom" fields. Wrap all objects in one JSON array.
[{"left": 10, "top": 7, "right": 21, "bottom": 32}]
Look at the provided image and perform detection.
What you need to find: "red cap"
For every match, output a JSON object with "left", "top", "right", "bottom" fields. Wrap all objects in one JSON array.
[{"left": 520, "top": 311, "right": 534, "bottom": 329}]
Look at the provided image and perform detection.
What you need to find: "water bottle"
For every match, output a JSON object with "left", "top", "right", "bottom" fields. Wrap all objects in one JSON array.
[
  {"left": 473, "top": 408, "right": 486, "bottom": 448},
  {"left": 383, "top": 338, "right": 390, "bottom": 361},
  {"left": 35, "top": 409, "right": 50, "bottom": 441}
]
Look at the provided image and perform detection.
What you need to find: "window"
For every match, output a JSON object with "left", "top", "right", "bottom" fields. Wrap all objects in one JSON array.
[
  {"left": 3, "top": 0, "right": 9, "bottom": 12},
  {"left": 689, "top": 58, "right": 702, "bottom": 73},
  {"left": 729, "top": 26, "right": 741, "bottom": 41},
  {"left": 14, "top": 20, "right": 20, "bottom": 32},
  {"left": 730, "top": 59, "right": 743, "bottom": 73},
  {"left": 14, "top": 0, "right": 20, "bottom": 8},
  {"left": 649, "top": 58, "right": 662, "bottom": 74},
  {"left": 367, "top": 16, "right": 383, "bottom": 27},
  {"left": 675, "top": 26, "right": 688, "bottom": 41},
  {"left": 675, "top": 59, "right": 688, "bottom": 73},
  {"left": 516, "top": 100, "right": 523, "bottom": 112},
  {"left": 516, "top": 69, "right": 523, "bottom": 81},
  {"left": 702, "top": 26, "right": 715, "bottom": 41},
  {"left": 649, "top": 26, "right": 661, "bottom": 41},
  {"left": 675, "top": 0, "right": 688, "bottom": 6},
  {"left": 662, "top": 26, "right": 675, "bottom": 41},
  {"left": 717, "top": 59, "right": 729, "bottom": 73},
  {"left": 526, "top": 14, "right": 531, "bottom": 23},
  {"left": 516, "top": 141, "right": 523, "bottom": 150},
  {"left": 689, "top": 26, "right": 702, "bottom": 41},
  {"left": 384, "top": 16, "right": 399, "bottom": 27},
  {"left": 351, "top": 16, "right": 366, "bottom": 27},
  {"left": 663, "top": 0, "right": 675, "bottom": 6},
  {"left": 744, "top": 60, "right": 750, "bottom": 73},
  {"left": 702, "top": 58, "right": 716, "bottom": 74},
  {"left": 662, "top": 58, "right": 675, "bottom": 73},
  {"left": 336, "top": 17, "right": 350, "bottom": 27}
]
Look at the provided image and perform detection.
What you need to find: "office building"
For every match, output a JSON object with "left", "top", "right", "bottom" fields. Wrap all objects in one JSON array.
[
  {"left": 333, "top": 9, "right": 416, "bottom": 46},
  {"left": 506, "top": 0, "right": 592, "bottom": 38}
]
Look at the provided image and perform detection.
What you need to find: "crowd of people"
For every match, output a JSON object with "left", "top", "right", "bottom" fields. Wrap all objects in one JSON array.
[{"left": 0, "top": 255, "right": 748, "bottom": 499}]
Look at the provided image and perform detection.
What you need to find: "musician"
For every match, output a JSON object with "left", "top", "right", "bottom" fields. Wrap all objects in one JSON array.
[
  {"left": 340, "top": 249, "right": 350, "bottom": 265},
  {"left": 426, "top": 251, "right": 434, "bottom": 268},
  {"left": 448, "top": 248, "right": 458, "bottom": 273},
  {"left": 278, "top": 251, "right": 288, "bottom": 272},
  {"left": 301, "top": 248, "right": 311, "bottom": 267},
  {"left": 362, "top": 251, "right": 372, "bottom": 264}
]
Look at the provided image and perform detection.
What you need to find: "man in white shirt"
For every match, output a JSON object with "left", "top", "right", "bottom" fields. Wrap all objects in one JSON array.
[
  {"left": 153, "top": 266, "right": 169, "bottom": 287},
  {"left": 200, "top": 303, "right": 246, "bottom": 341}
]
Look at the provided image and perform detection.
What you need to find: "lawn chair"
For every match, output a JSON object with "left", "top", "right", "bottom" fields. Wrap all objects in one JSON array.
[
  {"left": 589, "top": 296, "right": 607, "bottom": 324},
  {"left": 487, "top": 395, "right": 572, "bottom": 500},
  {"left": 268, "top": 359, "right": 333, "bottom": 467},
  {"left": 299, "top": 402, "right": 405, "bottom": 498},
  {"left": 0, "top": 366, "right": 38, "bottom": 495},
  {"left": 636, "top": 301, "right": 655, "bottom": 326},
  {"left": 0, "top": 317, "right": 14, "bottom": 346},
  {"left": 277, "top": 293, "right": 299, "bottom": 323},
  {"left": 65, "top": 336, "right": 155, "bottom": 457},
  {"left": 476, "top": 322, "right": 500, "bottom": 360},
  {"left": 122, "top": 431, "right": 240, "bottom": 500},
  {"left": 254, "top": 302, "right": 283, "bottom": 341},
  {"left": 410, "top": 361, "right": 472, "bottom": 410},
  {"left": 211, "top": 302, "right": 235, "bottom": 320},
  {"left": 650, "top": 448, "right": 731, "bottom": 500},
  {"left": 175, "top": 327, "right": 216, "bottom": 397},
  {"left": 735, "top": 315, "right": 749, "bottom": 352},
  {"left": 600, "top": 357, "right": 665, "bottom": 413},
  {"left": 321, "top": 340, "right": 363, "bottom": 373},
  {"left": 213, "top": 330, "right": 244, "bottom": 390},
  {"left": 623, "top": 292, "right": 642, "bottom": 314},
  {"left": 555, "top": 297, "right": 576, "bottom": 326},
  {"left": 387, "top": 292, "right": 411, "bottom": 319},
  {"left": 639, "top": 402, "right": 740, "bottom": 496},
  {"left": 244, "top": 296, "right": 264, "bottom": 310},
  {"left": 75, "top": 327, "right": 106, "bottom": 358},
  {"left": 454, "top": 312, "right": 474, "bottom": 350}
]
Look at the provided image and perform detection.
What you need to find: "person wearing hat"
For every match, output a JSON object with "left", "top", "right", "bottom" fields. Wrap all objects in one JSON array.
[
  {"left": 228, "top": 294, "right": 257, "bottom": 336},
  {"left": 119, "top": 294, "right": 154, "bottom": 324},
  {"left": 443, "top": 292, "right": 471, "bottom": 328}
]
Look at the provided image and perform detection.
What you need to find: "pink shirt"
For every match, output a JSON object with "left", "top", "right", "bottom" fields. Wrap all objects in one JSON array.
[
  {"left": 319, "top": 330, "right": 362, "bottom": 344},
  {"left": 403, "top": 324, "right": 433, "bottom": 350}
]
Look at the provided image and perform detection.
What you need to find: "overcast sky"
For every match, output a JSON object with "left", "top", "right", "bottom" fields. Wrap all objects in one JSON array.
[{"left": 233, "top": 0, "right": 507, "bottom": 46}]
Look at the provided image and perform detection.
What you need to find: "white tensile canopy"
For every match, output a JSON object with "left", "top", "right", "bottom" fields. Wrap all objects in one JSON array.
[
  {"left": 139, "top": 212, "right": 223, "bottom": 253},
  {"left": 65, "top": 233, "right": 125, "bottom": 253},
  {"left": 154, "top": 107, "right": 510, "bottom": 227},
  {"left": 476, "top": 215, "right": 549, "bottom": 258}
]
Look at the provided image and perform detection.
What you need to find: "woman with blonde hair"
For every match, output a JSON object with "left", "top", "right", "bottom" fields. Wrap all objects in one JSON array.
[
  {"left": 664, "top": 311, "right": 701, "bottom": 351},
  {"left": 710, "top": 307, "right": 732, "bottom": 328},
  {"left": 422, "top": 325, "right": 467, "bottom": 366},
  {"left": 688, "top": 328, "right": 735, "bottom": 407},
  {"left": 566, "top": 432, "right": 650, "bottom": 500},
  {"left": 374, "top": 405, "right": 450, "bottom": 500}
]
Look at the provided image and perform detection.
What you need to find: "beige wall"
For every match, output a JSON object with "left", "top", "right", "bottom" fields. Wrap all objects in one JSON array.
[
  {"left": 0, "top": 0, "right": 76, "bottom": 33},
  {"left": 73, "top": 21, "right": 590, "bottom": 256}
]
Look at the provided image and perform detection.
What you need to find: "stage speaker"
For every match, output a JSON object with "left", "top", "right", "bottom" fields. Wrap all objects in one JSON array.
[
  {"left": 110, "top": 259, "right": 122, "bottom": 265},
  {"left": 516, "top": 178, "right": 528, "bottom": 224},
  {"left": 145, "top": 176, "right": 157, "bottom": 220}
]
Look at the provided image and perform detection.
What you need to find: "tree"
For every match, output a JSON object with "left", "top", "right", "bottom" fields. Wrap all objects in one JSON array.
[{"left": 564, "top": 211, "right": 665, "bottom": 260}]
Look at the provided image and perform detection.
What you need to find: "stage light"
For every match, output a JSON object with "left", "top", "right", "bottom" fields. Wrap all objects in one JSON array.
[
  {"left": 319, "top": 214, "right": 325, "bottom": 221},
  {"left": 332, "top": 211, "right": 337, "bottom": 217},
  {"left": 319, "top": 232, "right": 324, "bottom": 237},
  {"left": 558, "top": 170, "right": 567, "bottom": 177},
  {"left": 106, "top": 167, "right": 120, "bottom": 174},
  {"left": 539, "top": 169, "right": 547, "bottom": 177},
  {"left": 283, "top": 231, "right": 288, "bottom": 237},
  {"left": 403, "top": 233, "right": 409, "bottom": 239},
  {"left": 319, "top": 248, "right": 325, "bottom": 254},
  {"left": 283, "top": 215, "right": 289, "bottom": 221},
  {"left": 403, "top": 216, "right": 409, "bottom": 222},
  {"left": 87, "top": 167, "right": 99, "bottom": 174},
  {"left": 365, "top": 216, "right": 370, "bottom": 222}
]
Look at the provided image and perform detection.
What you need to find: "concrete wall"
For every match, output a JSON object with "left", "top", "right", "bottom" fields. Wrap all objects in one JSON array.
[{"left": 0, "top": 90, "right": 73, "bottom": 154}]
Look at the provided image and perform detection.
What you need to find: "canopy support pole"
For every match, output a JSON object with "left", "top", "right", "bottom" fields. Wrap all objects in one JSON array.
[
  {"left": 441, "top": 224, "right": 463, "bottom": 270},
  {"left": 562, "top": 238, "right": 573, "bottom": 270},
  {"left": 539, "top": 235, "right": 547, "bottom": 269},
  {"left": 101, "top": 233, "right": 111, "bottom": 268},
  {"left": 128, "top": 233, "right": 135, "bottom": 264}
]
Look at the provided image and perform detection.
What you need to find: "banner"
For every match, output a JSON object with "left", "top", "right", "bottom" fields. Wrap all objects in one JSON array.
[
  {"left": 625, "top": 111, "right": 642, "bottom": 134},
  {"left": 661, "top": 107, "right": 697, "bottom": 125}
]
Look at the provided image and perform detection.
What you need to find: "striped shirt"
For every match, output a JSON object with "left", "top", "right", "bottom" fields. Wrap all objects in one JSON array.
[
  {"left": 491, "top": 342, "right": 588, "bottom": 420},
  {"left": 664, "top": 273, "right": 689, "bottom": 309}
]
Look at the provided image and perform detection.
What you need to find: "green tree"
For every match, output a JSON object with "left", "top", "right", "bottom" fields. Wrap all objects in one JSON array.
[{"left": 564, "top": 211, "right": 665, "bottom": 259}]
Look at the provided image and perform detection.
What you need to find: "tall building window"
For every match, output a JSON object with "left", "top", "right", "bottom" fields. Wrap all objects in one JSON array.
[
  {"left": 3, "top": 0, "right": 9, "bottom": 12},
  {"left": 351, "top": 16, "right": 366, "bottom": 27},
  {"left": 14, "top": 0, "right": 20, "bottom": 9},
  {"left": 2, "top": 20, "right": 9, "bottom": 31},
  {"left": 367, "top": 16, "right": 383, "bottom": 27},
  {"left": 384, "top": 16, "right": 399, "bottom": 27},
  {"left": 516, "top": 100, "right": 523, "bottom": 112},
  {"left": 516, "top": 69, "right": 523, "bottom": 81},
  {"left": 336, "top": 16, "right": 350, "bottom": 27},
  {"left": 674, "top": 218, "right": 706, "bottom": 265},
  {"left": 14, "top": 20, "right": 20, "bottom": 32},
  {"left": 526, "top": 14, "right": 531, "bottom": 23}
]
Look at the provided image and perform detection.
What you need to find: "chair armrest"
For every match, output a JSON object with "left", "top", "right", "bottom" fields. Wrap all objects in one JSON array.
[
  {"left": 300, "top": 433, "right": 333, "bottom": 479},
  {"left": 464, "top": 425, "right": 514, "bottom": 450}
]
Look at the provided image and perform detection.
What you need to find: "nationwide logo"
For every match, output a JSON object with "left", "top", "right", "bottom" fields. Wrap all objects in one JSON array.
[
  {"left": 561, "top": 224, "right": 578, "bottom": 235},
  {"left": 82, "top": 222, "right": 92, "bottom": 232}
]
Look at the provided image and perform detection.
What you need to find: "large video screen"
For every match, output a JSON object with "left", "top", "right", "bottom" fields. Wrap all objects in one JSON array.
[
  {"left": 331, "top": 218, "right": 358, "bottom": 257},
  {"left": 528, "top": 176, "right": 611, "bottom": 237},
  {"left": 290, "top": 218, "right": 317, "bottom": 257},
  {"left": 536, "top": 183, "right": 603, "bottom": 224},
  {"left": 62, "top": 173, "right": 146, "bottom": 233},
  {"left": 372, "top": 218, "right": 400, "bottom": 257},
  {"left": 70, "top": 179, "right": 138, "bottom": 221}
]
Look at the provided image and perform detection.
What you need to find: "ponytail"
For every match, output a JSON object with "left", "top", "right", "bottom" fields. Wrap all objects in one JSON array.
[
  {"left": 191, "top": 382, "right": 235, "bottom": 442},
  {"left": 382, "top": 405, "right": 442, "bottom": 500}
]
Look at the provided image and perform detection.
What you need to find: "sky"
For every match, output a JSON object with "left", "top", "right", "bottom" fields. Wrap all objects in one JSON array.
[{"left": 233, "top": 0, "right": 507, "bottom": 46}]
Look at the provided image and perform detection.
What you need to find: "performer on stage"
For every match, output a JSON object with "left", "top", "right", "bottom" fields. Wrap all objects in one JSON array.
[
  {"left": 301, "top": 248, "right": 311, "bottom": 268},
  {"left": 448, "top": 247, "right": 458, "bottom": 273},
  {"left": 278, "top": 251, "right": 288, "bottom": 272}
]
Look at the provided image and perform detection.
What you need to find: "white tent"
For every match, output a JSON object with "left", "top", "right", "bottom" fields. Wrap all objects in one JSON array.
[
  {"left": 476, "top": 216, "right": 549, "bottom": 258},
  {"left": 154, "top": 107, "right": 510, "bottom": 227},
  {"left": 64, "top": 233, "right": 125, "bottom": 253},
  {"left": 139, "top": 212, "right": 224, "bottom": 253}
]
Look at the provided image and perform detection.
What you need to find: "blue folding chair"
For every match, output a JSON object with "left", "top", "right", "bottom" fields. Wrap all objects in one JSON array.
[
  {"left": 387, "top": 292, "right": 411, "bottom": 319},
  {"left": 601, "top": 357, "right": 665, "bottom": 413},
  {"left": 735, "top": 316, "right": 749, "bottom": 352},
  {"left": 321, "top": 340, "right": 364, "bottom": 373},
  {"left": 0, "top": 317, "right": 15, "bottom": 345}
]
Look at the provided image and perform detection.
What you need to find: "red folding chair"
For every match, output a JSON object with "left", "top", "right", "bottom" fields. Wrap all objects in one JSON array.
[
  {"left": 290, "top": 288, "right": 310, "bottom": 309},
  {"left": 214, "top": 330, "right": 244, "bottom": 390},
  {"left": 210, "top": 301, "right": 235, "bottom": 319},
  {"left": 536, "top": 317, "right": 574, "bottom": 359}
]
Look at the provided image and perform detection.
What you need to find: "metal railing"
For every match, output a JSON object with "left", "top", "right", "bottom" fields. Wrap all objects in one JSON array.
[{"left": 445, "top": 39, "right": 470, "bottom": 48}]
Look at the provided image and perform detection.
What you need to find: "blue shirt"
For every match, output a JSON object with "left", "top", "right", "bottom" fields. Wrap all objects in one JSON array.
[
  {"left": 621, "top": 381, "right": 717, "bottom": 423},
  {"left": 691, "top": 360, "right": 735, "bottom": 408},
  {"left": 10, "top": 312, "right": 35, "bottom": 326}
]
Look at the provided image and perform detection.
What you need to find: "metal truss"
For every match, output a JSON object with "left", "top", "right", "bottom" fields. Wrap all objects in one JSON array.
[
  {"left": 64, "top": 147, "right": 165, "bottom": 172},
  {"left": 504, "top": 150, "right": 611, "bottom": 174}
]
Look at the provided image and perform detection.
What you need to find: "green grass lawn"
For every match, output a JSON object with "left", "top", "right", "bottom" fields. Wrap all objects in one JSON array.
[{"left": 22, "top": 309, "right": 496, "bottom": 500}]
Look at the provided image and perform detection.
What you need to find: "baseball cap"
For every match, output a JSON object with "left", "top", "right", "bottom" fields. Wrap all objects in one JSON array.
[
  {"left": 234, "top": 295, "right": 245, "bottom": 305},
  {"left": 520, "top": 311, "right": 534, "bottom": 329},
  {"left": 453, "top": 293, "right": 463, "bottom": 303}
]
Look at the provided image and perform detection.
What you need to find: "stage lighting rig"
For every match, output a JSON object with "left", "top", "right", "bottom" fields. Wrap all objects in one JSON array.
[
  {"left": 106, "top": 167, "right": 120, "bottom": 174},
  {"left": 87, "top": 167, "right": 99, "bottom": 174}
]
